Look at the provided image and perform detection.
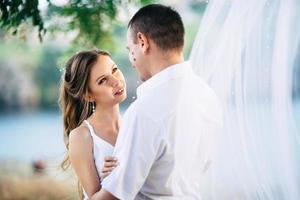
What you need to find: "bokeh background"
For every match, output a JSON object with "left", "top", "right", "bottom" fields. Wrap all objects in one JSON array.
[{"left": 0, "top": 0, "right": 208, "bottom": 199}]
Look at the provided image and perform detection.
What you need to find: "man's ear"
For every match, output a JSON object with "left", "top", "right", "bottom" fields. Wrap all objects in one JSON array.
[{"left": 137, "top": 32, "right": 149, "bottom": 54}]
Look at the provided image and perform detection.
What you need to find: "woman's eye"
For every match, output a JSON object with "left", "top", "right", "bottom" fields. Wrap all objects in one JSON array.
[
  {"left": 98, "top": 78, "right": 107, "bottom": 85},
  {"left": 112, "top": 67, "right": 118, "bottom": 73}
]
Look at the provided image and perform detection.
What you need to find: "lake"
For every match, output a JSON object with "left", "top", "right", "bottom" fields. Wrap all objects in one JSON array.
[
  {"left": 0, "top": 102, "right": 299, "bottom": 162},
  {"left": 0, "top": 111, "right": 65, "bottom": 161}
]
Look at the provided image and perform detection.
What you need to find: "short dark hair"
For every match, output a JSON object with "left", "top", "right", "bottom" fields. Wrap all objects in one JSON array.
[{"left": 128, "top": 4, "right": 184, "bottom": 51}]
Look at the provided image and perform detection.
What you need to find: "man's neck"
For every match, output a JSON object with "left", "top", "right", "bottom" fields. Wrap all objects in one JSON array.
[{"left": 149, "top": 51, "right": 184, "bottom": 77}]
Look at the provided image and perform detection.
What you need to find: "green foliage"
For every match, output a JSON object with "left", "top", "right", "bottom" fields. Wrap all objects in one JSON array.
[
  {"left": 189, "top": 1, "right": 207, "bottom": 13},
  {"left": 0, "top": 0, "right": 155, "bottom": 50},
  {"left": 140, "top": 0, "right": 155, "bottom": 5},
  {"left": 35, "top": 46, "right": 62, "bottom": 109},
  {"left": 0, "top": 0, "right": 45, "bottom": 40},
  {"left": 47, "top": 0, "right": 119, "bottom": 49}
]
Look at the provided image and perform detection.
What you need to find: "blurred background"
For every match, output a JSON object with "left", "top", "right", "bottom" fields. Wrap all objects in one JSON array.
[{"left": 0, "top": 0, "right": 208, "bottom": 199}]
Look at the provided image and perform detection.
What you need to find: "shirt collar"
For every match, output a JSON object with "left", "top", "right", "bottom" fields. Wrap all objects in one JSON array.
[{"left": 136, "top": 61, "right": 192, "bottom": 98}]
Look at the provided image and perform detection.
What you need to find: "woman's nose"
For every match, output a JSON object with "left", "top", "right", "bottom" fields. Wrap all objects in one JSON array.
[{"left": 109, "top": 75, "right": 121, "bottom": 87}]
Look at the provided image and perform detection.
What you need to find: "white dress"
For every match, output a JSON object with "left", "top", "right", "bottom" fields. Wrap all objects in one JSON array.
[{"left": 83, "top": 120, "right": 114, "bottom": 200}]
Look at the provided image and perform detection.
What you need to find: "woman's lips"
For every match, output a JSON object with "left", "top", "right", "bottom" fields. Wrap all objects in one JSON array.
[{"left": 114, "top": 88, "right": 124, "bottom": 96}]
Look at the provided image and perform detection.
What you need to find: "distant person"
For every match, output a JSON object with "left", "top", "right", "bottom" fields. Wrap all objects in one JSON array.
[
  {"left": 32, "top": 159, "right": 46, "bottom": 174},
  {"left": 59, "top": 50, "right": 125, "bottom": 199}
]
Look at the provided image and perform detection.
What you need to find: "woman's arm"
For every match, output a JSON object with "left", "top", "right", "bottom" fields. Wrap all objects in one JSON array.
[{"left": 69, "top": 126, "right": 101, "bottom": 198}]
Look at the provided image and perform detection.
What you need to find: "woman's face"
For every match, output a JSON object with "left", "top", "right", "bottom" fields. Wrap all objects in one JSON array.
[{"left": 88, "top": 55, "right": 126, "bottom": 106}]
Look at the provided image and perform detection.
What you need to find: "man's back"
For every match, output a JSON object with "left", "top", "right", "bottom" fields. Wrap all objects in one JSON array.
[
  {"left": 134, "top": 61, "right": 223, "bottom": 199},
  {"left": 102, "top": 61, "right": 222, "bottom": 200}
]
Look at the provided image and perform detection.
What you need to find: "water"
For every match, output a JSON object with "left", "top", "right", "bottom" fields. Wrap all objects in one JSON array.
[
  {"left": 0, "top": 103, "right": 299, "bottom": 162},
  {"left": 0, "top": 111, "right": 65, "bottom": 161}
]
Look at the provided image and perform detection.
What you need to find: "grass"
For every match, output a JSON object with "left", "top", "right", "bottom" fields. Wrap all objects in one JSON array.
[{"left": 0, "top": 159, "right": 80, "bottom": 200}]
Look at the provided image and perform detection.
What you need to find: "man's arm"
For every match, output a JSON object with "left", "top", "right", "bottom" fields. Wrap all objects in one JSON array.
[
  {"left": 91, "top": 189, "right": 118, "bottom": 200},
  {"left": 99, "top": 108, "right": 163, "bottom": 199}
]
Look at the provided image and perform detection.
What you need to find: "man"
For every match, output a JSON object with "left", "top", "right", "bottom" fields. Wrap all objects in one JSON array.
[{"left": 92, "top": 4, "right": 222, "bottom": 200}]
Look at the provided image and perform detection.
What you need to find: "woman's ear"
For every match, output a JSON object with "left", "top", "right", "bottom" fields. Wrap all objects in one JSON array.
[
  {"left": 84, "top": 93, "right": 94, "bottom": 102},
  {"left": 137, "top": 32, "right": 149, "bottom": 54}
]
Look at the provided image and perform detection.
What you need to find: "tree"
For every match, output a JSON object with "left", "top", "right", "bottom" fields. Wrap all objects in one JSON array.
[
  {"left": 0, "top": 0, "right": 45, "bottom": 40},
  {"left": 0, "top": 0, "right": 154, "bottom": 47}
]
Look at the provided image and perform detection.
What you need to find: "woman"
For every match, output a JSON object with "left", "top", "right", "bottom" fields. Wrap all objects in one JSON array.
[{"left": 59, "top": 49, "right": 126, "bottom": 199}]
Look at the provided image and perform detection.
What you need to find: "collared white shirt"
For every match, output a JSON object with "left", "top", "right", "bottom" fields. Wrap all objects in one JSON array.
[{"left": 102, "top": 61, "right": 223, "bottom": 200}]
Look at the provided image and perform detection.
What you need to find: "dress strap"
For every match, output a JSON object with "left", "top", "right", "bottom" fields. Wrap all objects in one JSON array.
[
  {"left": 84, "top": 120, "right": 97, "bottom": 138},
  {"left": 83, "top": 120, "right": 114, "bottom": 148}
]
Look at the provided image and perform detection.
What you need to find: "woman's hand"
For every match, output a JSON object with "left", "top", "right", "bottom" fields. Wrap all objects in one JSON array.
[{"left": 100, "top": 156, "right": 118, "bottom": 181}]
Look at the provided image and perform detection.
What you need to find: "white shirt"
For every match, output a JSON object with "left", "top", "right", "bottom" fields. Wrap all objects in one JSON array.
[{"left": 102, "top": 61, "right": 223, "bottom": 200}]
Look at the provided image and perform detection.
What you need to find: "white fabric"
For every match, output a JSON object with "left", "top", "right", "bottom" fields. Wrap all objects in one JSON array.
[
  {"left": 83, "top": 120, "right": 114, "bottom": 200},
  {"left": 189, "top": 0, "right": 300, "bottom": 199},
  {"left": 102, "top": 61, "right": 223, "bottom": 200}
]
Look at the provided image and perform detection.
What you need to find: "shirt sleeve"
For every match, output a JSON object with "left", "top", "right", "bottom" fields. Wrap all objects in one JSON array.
[{"left": 101, "top": 104, "right": 163, "bottom": 200}]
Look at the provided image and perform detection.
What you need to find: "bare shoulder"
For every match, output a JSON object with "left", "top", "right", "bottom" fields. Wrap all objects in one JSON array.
[{"left": 69, "top": 125, "right": 92, "bottom": 151}]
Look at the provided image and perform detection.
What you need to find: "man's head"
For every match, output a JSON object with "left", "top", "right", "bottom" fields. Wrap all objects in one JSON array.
[{"left": 126, "top": 4, "right": 185, "bottom": 81}]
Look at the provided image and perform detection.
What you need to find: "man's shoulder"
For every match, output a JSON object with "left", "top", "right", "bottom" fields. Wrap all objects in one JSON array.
[
  {"left": 122, "top": 98, "right": 169, "bottom": 127},
  {"left": 188, "top": 73, "right": 219, "bottom": 100},
  {"left": 123, "top": 100, "right": 155, "bottom": 120},
  {"left": 123, "top": 100, "right": 142, "bottom": 117}
]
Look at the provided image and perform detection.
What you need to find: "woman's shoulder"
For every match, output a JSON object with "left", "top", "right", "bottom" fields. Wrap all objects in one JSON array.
[
  {"left": 69, "top": 124, "right": 92, "bottom": 148},
  {"left": 68, "top": 124, "right": 95, "bottom": 174}
]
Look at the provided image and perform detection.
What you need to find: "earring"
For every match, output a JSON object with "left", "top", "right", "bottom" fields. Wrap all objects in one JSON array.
[{"left": 92, "top": 102, "right": 95, "bottom": 115}]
